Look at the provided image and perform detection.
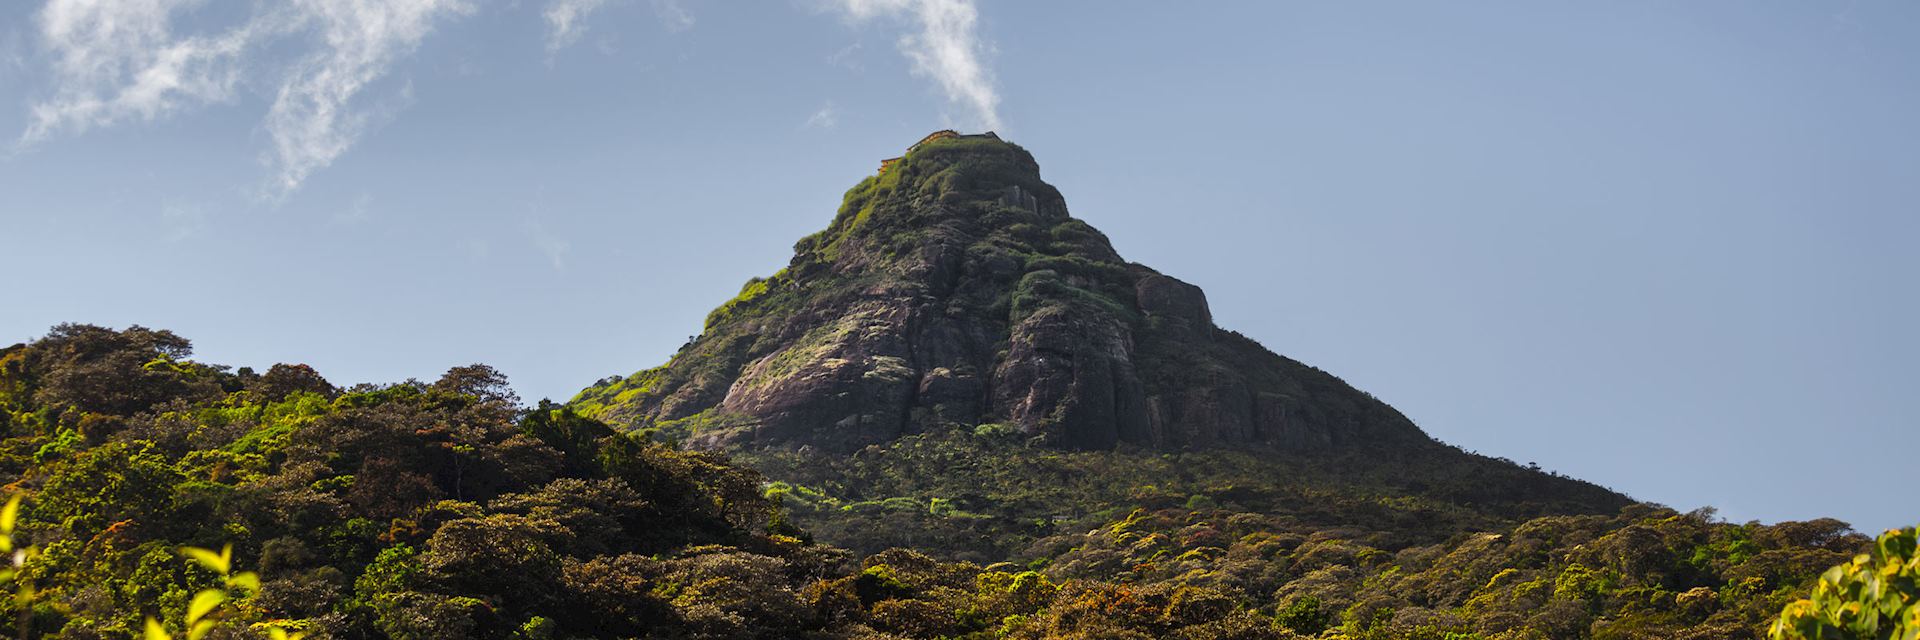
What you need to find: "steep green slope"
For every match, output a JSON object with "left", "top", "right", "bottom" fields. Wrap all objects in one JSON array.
[{"left": 740, "top": 430, "right": 1627, "bottom": 562}]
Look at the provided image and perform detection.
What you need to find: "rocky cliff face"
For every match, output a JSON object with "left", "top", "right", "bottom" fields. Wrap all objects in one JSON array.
[{"left": 574, "top": 135, "right": 1434, "bottom": 454}]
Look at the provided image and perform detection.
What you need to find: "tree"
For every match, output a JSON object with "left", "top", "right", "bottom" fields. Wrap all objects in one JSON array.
[
  {"left": 27, "top": 324, "right": 217, "bottom": 417},
  {"left": 431, "top": 365, "right": 517, "bottom": 408},
  {"left": 37, "top": 441, "right": 183, "bottom": 536},
  {"left": 248, "top": 364, "right": 334, "bottom": 401}
]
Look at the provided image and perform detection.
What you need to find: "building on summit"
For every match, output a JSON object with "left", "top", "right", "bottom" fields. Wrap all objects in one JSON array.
[{"left": 878, "top": 130, "right": 1001, "bottom": 174}]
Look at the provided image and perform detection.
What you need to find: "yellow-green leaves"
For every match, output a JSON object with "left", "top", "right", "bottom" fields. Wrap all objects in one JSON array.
[
  {"left": 265, "top": 627, "right": 306, "bottom": 640},
  {"left": 151, "top": 543, "right": 273, "bottom": 640},
  {"left": 0, "top": 494, "right": 29, "bottom": 585},
  {"left": 183, "top": 544, "right": 230, "bottom": 575},
  {"left": 144, "top": 617, "right": 172, "bottom": 640},
  {"left": 1772, "top": 525, "right": 1920, "bottom": 640},
  {"left": 228, "top": 570, "right": 260, "bottom": 594},
  {"left": 183, "top": 543, "right": 259, "bottom": 595},
  {"left": 0, "top": 493, "right": 20, "bottom": 555},
  {"left": 140, "top": 541, "right": 300, "bottom": 640},
  {"left": 0, "top": 494, "right": 20, "bottom": 535},
  {"left": 187, "top": 589, "right": 225, "bottom": 622}
]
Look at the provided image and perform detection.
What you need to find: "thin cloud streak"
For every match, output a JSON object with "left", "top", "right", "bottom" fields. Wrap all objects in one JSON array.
[
  {"left": 547, "top": 0, "right": 693, "bottom": 54},
  {"left": 831, "top": 0, "right": 1002, "bottom": 130},
  {"left": 650, "top": 0, "right": 695, "bottom": 33},
  {"left": 826, "top": 41, "right": 864, "bottom": 70},
  {"left": 804, "top": 102, "right": 839, "bottom": 129},
  {"left": 19, "top": 0, "right": 471, "bottom": 196},
  {"left": 18, "top": 0, "right": 1001, "bottom": 195},
  {"left": 544, "top": 0, "right": 608, "bottom": 52},
  {"left": 22, "top": 0, "right": 262, "bottom": 144},
  {"left": 264, "top": 0, "right": 471, "bottom": 196}
]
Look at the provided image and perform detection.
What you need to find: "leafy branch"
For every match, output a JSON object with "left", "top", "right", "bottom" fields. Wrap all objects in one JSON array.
[
  {"left": 2, "top": 494, "right": 36, "bottom": 640},
  {"left": 1771, "top": 526, "right": 1920, "bottom": 640},
  {"left": 142, "top": 544, "right": 300, "bottom": 640}
]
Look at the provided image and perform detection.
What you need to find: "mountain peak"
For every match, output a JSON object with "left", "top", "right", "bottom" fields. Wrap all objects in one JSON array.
[
  {"left": 875, "top": 129, "right": 1006, "bottom": 175},
  {"left": 801, "top": 131, "right": 1066, "bottom": 264},
  {"left": 575, "top": 136, "right": 1428, "bottom": 453}
]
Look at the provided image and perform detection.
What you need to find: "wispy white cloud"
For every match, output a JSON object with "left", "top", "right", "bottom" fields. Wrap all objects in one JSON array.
[
  {"left": 22, "top": 0, "right": 265, "bottom": 144},
  {"left": 826, "top": 41, "right": 864, "bottom": 71},
  {"left": 17, "top": 0, "right": 1000, "bottom": 196},
  {"left": 546, "top": 0, "right": 692, "bottom": 54},
  {"left": 534, "top": 0, "right": 998, "bottom": 126},
  {"left": 19, "top": 0, "right": 471, "bottom": 196},
  {"left": 828, "top": 0, "right": 1001, "bottom": 130},
  {"left": 804, "top": 101, "right": 838, "bottom": 129},
  {"left": 544, "top": 0, "right": 608, "bottom": 52},
  {"left": 649, "top": 0, "right": 694, "bottom": 33},
  {"left": 264, "top": 0, "right": 471, "bottom": 196}
]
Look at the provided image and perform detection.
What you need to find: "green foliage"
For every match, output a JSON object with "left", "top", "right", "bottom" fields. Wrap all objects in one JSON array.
[
  {"left": 1275, "top": 595, "right": 1332, "bottom": 635},
  {"left": 1009, "top": 269, "right": 1135, "bottom": 324},
  {"left": 31, "top": 426, "right": 81, "bottom": 463},
  {"left": 141, "top": 543, "right": 287, "bottom": 640},
  {"left": 0, "top": 324, "right": 1867, "bottom": 640},
  {"left": 1771, "top": 526, "right": 1920, "bottom": 640},
  {"left": 38, "top": 440, "right": 182, "bottom": 534},
  {"left": 1553, "top": 563, "right": 1615, "bottom": 602},
  {"left": 972, "top": 422, "right": 1019, "bottom": 439},
  {"left": 0, "top": 325, "right": 812, "bottom": 638},
  {"left": 740, "top": 428, "right": 1626, "bottom": 561},
  {"left": 351, "top": 544, "right": 422, "bottom": 619},
  {"left": 704, "top": 272, "right": 786, "bottom": 331}
]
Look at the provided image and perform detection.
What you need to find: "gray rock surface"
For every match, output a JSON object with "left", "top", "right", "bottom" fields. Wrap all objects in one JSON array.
[{"left": 575, "top": 136, "right": 1431, "bottom": 454}]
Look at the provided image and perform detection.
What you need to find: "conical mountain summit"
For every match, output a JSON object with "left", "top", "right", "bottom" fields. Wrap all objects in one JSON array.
[{"left": 575, "top": 132, "right": 1442, "bottom": 456}]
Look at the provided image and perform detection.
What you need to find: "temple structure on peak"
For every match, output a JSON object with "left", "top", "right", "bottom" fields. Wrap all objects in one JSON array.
[{"left": 878, "top": 130, "right": 1001, "bottom": 174}]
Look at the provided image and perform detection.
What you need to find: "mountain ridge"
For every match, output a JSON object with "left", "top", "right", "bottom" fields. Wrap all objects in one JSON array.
[
  {"left": 571, "top": 132, "right": 1632, "bottom": 561},
  {"left": 576, "top": 133, "right": 1443, "bottom": 456}
]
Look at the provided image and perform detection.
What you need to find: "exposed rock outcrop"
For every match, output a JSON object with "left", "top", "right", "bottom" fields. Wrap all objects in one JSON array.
[{"left": 574, "top": 135, "right": 1431, "bottom": 454}]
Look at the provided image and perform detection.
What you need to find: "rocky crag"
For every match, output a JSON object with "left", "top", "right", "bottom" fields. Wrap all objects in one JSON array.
[{"left": 578, "top": 134, "right": 1469, "bottom": 457}]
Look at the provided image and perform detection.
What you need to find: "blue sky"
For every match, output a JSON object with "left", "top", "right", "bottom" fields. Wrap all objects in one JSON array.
[{"left": 1, "top": 1, "right": 1914, "bottom": 533}]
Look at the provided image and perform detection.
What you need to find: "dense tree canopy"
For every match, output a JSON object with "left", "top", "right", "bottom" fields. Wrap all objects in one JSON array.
[{"left": 0, "top": 325, "right": 1882, "bottom": 639}]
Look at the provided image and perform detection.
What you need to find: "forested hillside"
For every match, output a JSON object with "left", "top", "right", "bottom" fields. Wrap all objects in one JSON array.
[
  {"left": 0, "top": 324, "right": 1891, "bottom": 639},
  {"left": 0, "top": 133, "right": 1869, "bottom": 639}
]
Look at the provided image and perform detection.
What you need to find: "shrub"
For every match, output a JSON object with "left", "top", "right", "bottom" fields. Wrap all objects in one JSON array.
[{"left": 1276, "top": 595, "right": 1332, "bottom": 635}]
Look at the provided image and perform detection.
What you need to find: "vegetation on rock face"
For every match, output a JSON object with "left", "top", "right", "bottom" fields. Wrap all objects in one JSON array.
[
  {"left": 573, "top": 134, "right": 1438, "bottom": 454},
  {"left": 564, "top": 132, "right": 1655, "bottom": 595},
  {"left": 739, "top": 429, "right": 1629, "bottom": 562},
  {"left": 569, "top": 132, "right": 1640, "bottom": 569}
]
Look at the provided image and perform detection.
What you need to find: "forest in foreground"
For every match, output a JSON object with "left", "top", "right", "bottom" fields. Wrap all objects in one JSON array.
[{"left": 0, "top": 323, "right": 1912, "bottom": 639}]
